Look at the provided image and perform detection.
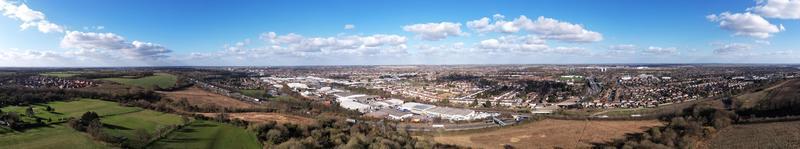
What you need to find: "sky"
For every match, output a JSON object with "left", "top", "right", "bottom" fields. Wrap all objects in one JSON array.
[{"left": 1, "top": 0, "right": 800, "bottom": 67}]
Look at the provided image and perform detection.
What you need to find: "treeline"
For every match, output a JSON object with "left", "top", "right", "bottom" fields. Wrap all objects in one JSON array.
[
  {"left": 251, "top": 117, "right": 462, "bottom": 148},
  {"left": 73, "top": 72, "right": 154, "bottom": 79},
  {"left": 0, "top": 87, "right": 161, "bottom": 107},
  {"left": 599, "top": 104, "right": 737, "bottom": 149}
]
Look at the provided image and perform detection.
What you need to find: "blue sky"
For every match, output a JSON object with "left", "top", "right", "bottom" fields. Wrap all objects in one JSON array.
[{"left": 1, "top": 0, "right": 800, "bottom": 66}]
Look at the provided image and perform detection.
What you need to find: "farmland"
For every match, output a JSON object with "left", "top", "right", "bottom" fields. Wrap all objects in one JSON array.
[
  {"left": 239, "top": 89, "right": 271, "bottom": 99},
  {"left": 432, "top": 119, "right": 663, "bottom": 149},
  {"left": 708, "top": 121, "right": 800, "bottom": 148},
  {"left": 99, "top": 73, "right": 177, "bottom": 89},
  {"left": 150, "top": 120, "right": 262, "bottom": 149},
  {"left": 159, "top": 86, "right": 256, "bottom": 109},
  {"left": 40, "top": 72, "right": 80, "bottom": 78}
]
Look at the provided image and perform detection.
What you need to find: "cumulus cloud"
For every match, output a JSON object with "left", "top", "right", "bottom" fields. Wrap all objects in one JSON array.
[
  {"left": 476, "top": 35, "right": 548, "bottom": 53},
  {"left": 749, "top": 0, "right": 800, "bottom": 19},
  {"left": 402, "top": 22, "right": 466, "bottom": 41},
  {"left": 344, "top": 24, "right": 355, "bottom": 29},
  {"left": 60, "top": 31, "right": 171, "bottom": 59},
  {"left": 467, "top": 15, "right": 603, "bottom": 42},
  {"left": 712, "top": 43, "right": 754, "bottom": 55},
  {"left": 707, "top": 12, "right": 785, "bottom": 39},
  {"left": 641, "top": 46, "right": 678, "bottom": 55},
  {"left": 0, "top": 1, "right": 63, "bottom": 33}
]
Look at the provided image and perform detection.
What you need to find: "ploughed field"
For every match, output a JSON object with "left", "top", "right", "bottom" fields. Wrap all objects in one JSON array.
[
  {"left": 432, "top": 119, "right": 663, "bottom": 149},
  {"left": 159, "top": 86, "right": 256, "bottom": 109},
  {"left": 0, "top": 99, "right": 260, "bottom": 149}
]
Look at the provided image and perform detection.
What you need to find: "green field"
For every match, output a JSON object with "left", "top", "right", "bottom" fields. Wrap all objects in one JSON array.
[
  {"left": 40, "top": 72, "right": 80, "bottom": 78},
  {"left": 150, "top": 120, "right": 262, "bottom": 149},
  {"left": 101, "top": 110, "right": 183, "bottom": 138},
  {"left": 240, "top": 89, "right": 269, "bottom": 98},
  {"left": 0, "top": 99, "right": 186, "bottom": 148},
  {"left": 1, "top": 99, "right": 142, "bottom": 124},
  {"left": 99, "top": 73, "right": 177, "bottom": 89},
  {"left": 0, "top": 124, "right": 109, "bottom": 149}
]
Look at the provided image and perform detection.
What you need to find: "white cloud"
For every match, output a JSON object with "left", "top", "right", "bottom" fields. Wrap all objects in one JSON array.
[
  {"left": 707, "top": 12, "right": 784, "bottom": 39},
  {"left": 641, "top": 46, "right": 678, "bottom": 55},
  {"left": 344, "top": 24, "right": 355, "bottom": 29},
  {"left": 402, "top": 22, "right": 466, "bottom": 41},
  {"left": 476, "top": 35, "right": 548, "bottom": 53},
  {"left": 466, "top": 17, "right": 493, "bottom": 33},
  {"left": 60, "top": 31, "right": 171, "bottom": 59},
  {"left": 606, "top": 44, "right": 638, "bottom": 55},
  {"left": 749, "top": 0, "right": 800, "bottom": 19},
  {"left": 713, "top": 43, "right": 754, "bottom": 55},
  {"left": 0, "top": 2, "right": 63, "bottom": 33},
  {"left": 467, "top": 15, "right": 603, "bottom": 42},
  {"left": 251, "top": 32, "right": 408, "bottom": 56}
]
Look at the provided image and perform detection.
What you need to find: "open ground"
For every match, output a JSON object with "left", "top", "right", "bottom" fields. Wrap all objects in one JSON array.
[{"left": 431, "top": 119, "right": 663, "bottom": 149}]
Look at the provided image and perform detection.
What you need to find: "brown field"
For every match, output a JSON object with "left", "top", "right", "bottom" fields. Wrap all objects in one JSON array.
[
  {"left": 432, "top": 119, "right": 663, "bottom": 149},
  {"left": 734, "top": 79, "right": 791, "bottom": 108},
  {"left": 200, "top": 112, "right": 315, "bottom": 125},
  {"left": 159, "top": 86, "right": 256, "bottom": 109},
  {"left": 707, "top": 121, "right": 800, "bottom": 149}
]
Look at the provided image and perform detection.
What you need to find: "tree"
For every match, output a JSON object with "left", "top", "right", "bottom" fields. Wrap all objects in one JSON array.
[
  {"left": 70, "top": 111, "right": 101, "bottom": 131},
  {"left": 25, "top": 106, "right": 35, "bottom": 117},
  {"left": 133, "top": 129, "right": 151, "bottom": 148}
]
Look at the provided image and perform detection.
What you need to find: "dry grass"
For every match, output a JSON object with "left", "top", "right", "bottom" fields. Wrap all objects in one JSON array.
[
  {"left": 734, "top": 79, "right": 790, "bottom": 109},
  {"left": 707, "top": 121, "right": 800, "bottom": 149},
  {"left": 159, "top": 86, "right": 256, "bottom": 109},
  {"left": 199, "top": 112, "right": 315, "bottom": 125},
  {"left": 432, "top": 119, "right": 663, "bottom": 149}
]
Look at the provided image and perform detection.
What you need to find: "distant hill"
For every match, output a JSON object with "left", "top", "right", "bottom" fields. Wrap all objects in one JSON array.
[{"left": 737, "top": 79, "right": 800, "bottom": 117}]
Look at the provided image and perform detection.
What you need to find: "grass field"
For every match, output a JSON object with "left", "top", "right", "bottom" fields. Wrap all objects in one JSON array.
[
  {"left": 101, "top": 110, "right": 184, "bottom": 139},
  {"left": 708, "top": 120, "right": 800, "bottom": 148},
  {"left": 240, "top": 89, "right": 269, "bottom": 98},
  {"left": 1, "top": 99, "right": 142, "bottom": 124},
  {"left": 0, "top": 99, "right": 185, "bottom": 148},
  {"left": 432, "top": 119, "right": 663, "bottom": 149},
  {"left": 40, "top": 72, "right": 80, "bottom": 78},
  {"left": 0, "top": 124, "right": 109, "bottom": 149},
  {"left": 150, "top": 120, "right": 262, "bottom": 149},
  {"left": 99, "top": 73, "right": 177, "bottom": 89}
]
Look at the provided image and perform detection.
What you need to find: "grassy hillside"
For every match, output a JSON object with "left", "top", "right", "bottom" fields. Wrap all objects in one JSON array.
[
  {"left": 708, "top": 120, "right": 800, "bottom": 148},
  {"left": 0, "top": 99, "right": 186, "bottom": 148},
  {"left": 150, "top": 120, "right": 262, "bottom": 149},
  {"left": 99, "top": 73, "right": 177, "bottom": 89},
  {"left": 0, "top": 124, "right": 109, "bottom": 149}
]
